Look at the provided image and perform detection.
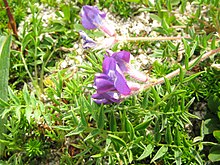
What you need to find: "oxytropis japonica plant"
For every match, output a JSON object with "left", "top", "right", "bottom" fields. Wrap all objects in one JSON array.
[{"left": 80, "top": 5, "right": 149, "bottom": 104}]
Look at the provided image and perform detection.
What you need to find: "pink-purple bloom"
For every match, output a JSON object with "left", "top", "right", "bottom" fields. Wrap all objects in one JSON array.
[
  {"left": 79, "top": 31, "right": 96, "bottom": 49},
  {"left": 107, "top": 50, "right": 148, "bottom": 82},
  {"left": 80, "top": 5, "right": 116, "bottom": 36},
  {"left": 107, "top": 50, "right": 130, "bottom": 72},
  {"left": 92, "top": 50, "right": 149, "bottom": 104},
  {"left": 92, "top": 55, "right": 131, "bottom": 104}
]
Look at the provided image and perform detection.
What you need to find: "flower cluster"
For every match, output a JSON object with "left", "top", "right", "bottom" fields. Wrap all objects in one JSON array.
[
  {"left": 80, "top": 5, "right": 148, "bottom": 104},
  {"left": 79, "top": 5, "right": 118, "bottom": 49},
  {"left": 80, "top": 5, "right": 116, "bottom": 37},
  {"left": 92, "top": 51, "right": 147, "bottom": 104}
]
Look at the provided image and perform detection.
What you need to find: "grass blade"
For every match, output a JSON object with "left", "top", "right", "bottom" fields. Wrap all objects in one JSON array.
[{"left": 0, "top": 35, "right": 11, "bottom": 157}]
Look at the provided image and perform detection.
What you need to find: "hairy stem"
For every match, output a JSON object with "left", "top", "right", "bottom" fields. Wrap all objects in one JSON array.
[
  {"left": 140, "top": 47, "right": 220, "bottom": 91},
  {"left": 117, "top": 36, "right": 190, "bottom": 42}
]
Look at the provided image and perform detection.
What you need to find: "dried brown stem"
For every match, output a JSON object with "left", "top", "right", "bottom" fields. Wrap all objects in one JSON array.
[{"left": 3, "top": 0, "right": 18, "bottom": 39}]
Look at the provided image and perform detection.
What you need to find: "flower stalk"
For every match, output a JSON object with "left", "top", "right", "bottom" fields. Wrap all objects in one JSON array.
[
  {"left": 117, "top": 36, "right": 190, "bottom": 42},
  {"left": 138, "top": 47, "right": 220, "bottom": 92}
]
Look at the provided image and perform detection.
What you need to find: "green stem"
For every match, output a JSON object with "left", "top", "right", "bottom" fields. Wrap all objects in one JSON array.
[
  {"left": 34, "top": 39, "right": 38, "bottom": 85},
  {"left": 20, "top": 46, "right": 34, "bottom": 83},
  {"left": 40, "top": 50, "right": 54, "bottom": 92},
  {"left": 20, "top": 45, "right": 41, "bottom": 97}
]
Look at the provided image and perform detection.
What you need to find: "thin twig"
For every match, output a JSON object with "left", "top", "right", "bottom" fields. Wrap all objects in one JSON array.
[
  {"left": 3, "top": 0, "right": 18, "bottom": 39},
  {"left": 117, "top": 36, "right": 190, "bottom": 42},
  {"left": 140, "top": 47, "right": 220, "bottom": 91}
]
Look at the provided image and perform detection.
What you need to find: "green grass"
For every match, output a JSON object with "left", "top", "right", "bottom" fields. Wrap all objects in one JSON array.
[{"left": 0, "top": 0, "right": 220, "bottom": 164}]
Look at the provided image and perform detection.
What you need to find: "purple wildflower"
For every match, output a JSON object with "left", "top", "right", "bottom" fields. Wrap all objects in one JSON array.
[
  {"left": 92, "top": 92, "right": 121, "bottom": 104},
  {"left": 92, "top": 56, "right": 131, "bottom": 104},
  {"left": 80, "top": 5, "right": 116, "bottom": 36},
  {"left": 107, "top": 50, "right": 148, "bottom": 82},
  {"left": 79, "top": 31, "right": 96, "bottom": 49}
]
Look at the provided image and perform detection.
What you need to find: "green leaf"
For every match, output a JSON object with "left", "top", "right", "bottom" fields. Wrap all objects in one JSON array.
[
  {"left": 185, "top": 97, "right": 195, "bottom": 110},
  {"left": 127, "top": 149, "right": 133, "bottom": 163},
  {"left": 66, "top": 126, "right": 85, "bottom": 136},
  {"left": 134, "top": 117, "right": 153, "bottom": 131},
  {"left": 110, "top": 110, "right": 117, "bottom": 132},
  {"left": 108, "top": 134, "right": 126, "bottom": 147},
  {"left": 179, "top": 65, "right": 185, "bottom": 83},
  {"left": 52, "top": 126, "right": 71, "bottom": 131},
  {"left": 25, "top": 105, "right": 32, "bottom": 124},
  {"left": 183, "top": 136, "right": 190, "bottom": 148},
  {"left": 124, "top": 0, "right": 140, "bottom": 3},
  {"left": 141, "top": 91, "right": 149, "bottom": 108},
  {"left": 208, "top": 145, "right": 220, "bottom": 162},
  {"left": 0, "top": 35, "right": 11, "bottom": 104},
  {"left": 174, "top": 148, "right": 182, "bottom": 165},
  {"left": 0, "top": 35, "right": 11, "bottom": 157},
  {"left": 165, "top": 124, "right": 173, "bottom": 144},
  {"left": 189, "top": 42, "right": 198, "bottom": 58},
  {"left": 208, "top": 95, "right": 220, "bottom": 114},
  {"left": 125, "top": 118, "right": 135, "bottom": 140},
  {"left": 79, "top": 100, "right": 87, "bottom": 127},
  {"left": 23, "top": 84, "right": 31, "bottom": 105},
  {"left": 149, "top": 14, "right": 162, "bottom": 22},
  {"left": 61, "top": 5, "right": 70, "bottom": 21},
  {"left": 174, "top": 126, "right": 181, "bottom": 146},
  {"left": 190, "top": 148, "right": 203, "bottom": 165},
  {"left": 189, "top": 54, "right": 203, "bottom": 70},
  {"left": 211, "top": 36, "right": 216, "bottom": 49},
  {"left": 150, "top": 146, "right": 168, "bottom": 163},
  {"left": 15, "top": 106, "right": 22, "bottom": 122},
  {"left": 204, "top": 118, "right": 220, "bottom": 135},
  {"left": 164, "top": 77, "right": 171, "bottom": 93},
  {"left": 182, "top": 71, "right": 205, "bottom": 83},
  {"left": 137, "top": 144, "right": 154, "bottom": 160},
  {"left": 0, "top": 98, "right": 9, "bottom": 108},
  {"left": 154, "top": 119, "right": 161, "bottom": 143},
  {"left": 84, "top": 129, "right": 101, "bottom": 141},
  {"left": 74, "top": 23, "right": 86, "bottom": 32},
  {"left": 97, "top": 107, "right": 104, "bottom": 129},
  {"left": 166, "top": 0, "right": 172, "bottom": 11},
  {"left": 161, "top": 17, "right": 169, "bottom": 30},
  {"left": 151, "top": 87, "right": 161, "bottom": 104},
  {"left": 213, "top": 130, "right": 220, "bottom": 142}
]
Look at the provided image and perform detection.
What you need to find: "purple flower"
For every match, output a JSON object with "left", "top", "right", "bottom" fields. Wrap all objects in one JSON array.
[
  {"left": 79, "top": 31, "right": 96, "bottom": 49},
  {"left": 79, "top": 31, "right": 118, "bottom": 50},
  {"left": 108, "top": 50, "right": 130, "bottom": 72},
  {"left": 107, "top": 50, "right": 148, "bottom": 82},
  {"left": 102, "top": 56, "right": 130, "bottom": 95},
  {"left": 92, "top": 92, "right": 121, "bottom": 104},
  {"left": 92, "top": 56, "right": 131, "bottom": 104},
  {"left": 80, "top": 5, "right": 116, "bottom": 36}
]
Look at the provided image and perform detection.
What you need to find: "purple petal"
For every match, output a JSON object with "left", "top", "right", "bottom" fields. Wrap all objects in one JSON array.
[
  {"left": 92, "top": 93, "right": 111, "bottom": 104},
  {"left": 79, "top": 31, "right": 97, "bottom": 49},
  {"left": 95, "top": 78, "right": 115, "bottom": 93},
  {"left": 112, "top": 51, "right": 130, "bottom": 63},
  {"left": 102, "top": 56, "right": 116, "bottom": 75},
  {"left": 92, "top": 92, "right": 121, "bottom": 104},
  {"left": 111, "top": 51, "right": 130, "bottom": 72},
  {"left": 94, "top": 73, "right": 115, "bottom": 93},
  {"left": 114, "top": 67, "right": 131, "bottom": 95},
  {"left": 81, "top": 5, "right": 106, "bottom": 30},
  {"left": 105, "top": 92, "right": 121, "bottom": 103}
]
